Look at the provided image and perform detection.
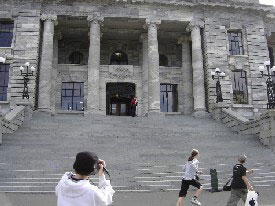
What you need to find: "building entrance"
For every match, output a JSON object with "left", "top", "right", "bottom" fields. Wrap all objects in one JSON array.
[{"left": 106, "top": 82, "right": 135, "bottom": 116}]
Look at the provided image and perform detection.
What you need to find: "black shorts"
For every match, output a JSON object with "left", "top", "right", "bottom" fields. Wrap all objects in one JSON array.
[{"left": 179, "top": 179, "right": 202, "bottom": 197}]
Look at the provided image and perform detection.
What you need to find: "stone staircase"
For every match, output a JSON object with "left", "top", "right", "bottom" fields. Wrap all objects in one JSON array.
[{"left": 0, "top": 111, "right": 274, "bottom": 193}]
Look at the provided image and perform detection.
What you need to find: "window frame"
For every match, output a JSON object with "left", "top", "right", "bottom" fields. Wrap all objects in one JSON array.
[
  {"left": 61, "top": 82, "right": 84, "bottom": 111},
  {"left": 0, "top": 21, "right": 14, "bottom": 48},
  {"left": 231, "top": 70, "right": 249, "bottom": 105},
  {"left": 0, "top": 64, "right": 10, "bottom": 101},
  {"left": 160, "top": 83, "right": 178, "bottom": 112},
  {"left": 228, "top": 31, "right": 244, "bottom": 56}
]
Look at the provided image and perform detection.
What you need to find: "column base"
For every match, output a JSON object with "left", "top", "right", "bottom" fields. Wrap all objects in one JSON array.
[
  {"left": 37, "top": 108, "right": 52, "bottom": 114},
  {"left": 84, "top": 110, "right": 104, "bottom": 118},
  {"left": 148, "top": 110, "right": 165, "bottom": 119},
  {"left": 192, "top": 110, "right": 211, "bottom": 119}
]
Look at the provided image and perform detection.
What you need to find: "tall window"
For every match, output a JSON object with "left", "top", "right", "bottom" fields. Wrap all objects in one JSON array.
[
  {"left": 160, "top": 84, "right": 178, "bottom": 112},
  {"left": 269, "top": 47, "right": 274, "bottom": 67},
  {"left": 159, "top": 54, "right": 168, "bottom": 66},
  {"left": 0, "top": 22, "right": 14, "bottom": 47},
  {"left": 69, "top": 51, "right": 83, "bottom": 64},
  {"left": 110, "top": 50, "right": 128, "bottom": 65},
  {"left": 61, "top": 82, "right": 84, "bottom": 111},
  {"left": 231, "top": 71, "right": 248, "bottom": 104},
  {"left": 228, "top": 31, "right": 244, "bottom": 55},
  {"left": 0, "top": 64, "right": 9, "bottom": 101}
]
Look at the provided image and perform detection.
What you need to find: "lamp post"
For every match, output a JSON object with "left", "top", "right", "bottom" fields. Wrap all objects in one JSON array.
[
  {"left": 259, "top": 60, "right": 275, "bottom": 109},
  {"left": 20, "top": 62, "right": 35, "bottom": 99},
  {"left": 211, "top": 68, "right": 225, "bottom": 103}
]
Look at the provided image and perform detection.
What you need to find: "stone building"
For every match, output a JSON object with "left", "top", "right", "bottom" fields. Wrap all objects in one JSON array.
[{"left": 0, "top": 0, "right": 275, "bottom": 118}]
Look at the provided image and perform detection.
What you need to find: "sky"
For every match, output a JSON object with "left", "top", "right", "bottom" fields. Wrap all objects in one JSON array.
[{"left": 259, "top": 0, "right": 275, "bottom": 6}]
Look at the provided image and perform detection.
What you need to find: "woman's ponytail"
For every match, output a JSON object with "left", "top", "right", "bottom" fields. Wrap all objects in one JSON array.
[{"left": 188, "top": 149, "right": 199, "bottom": 161}]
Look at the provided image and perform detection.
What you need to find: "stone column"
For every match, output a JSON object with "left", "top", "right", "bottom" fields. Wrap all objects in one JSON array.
[
  {"left": 140, "top": 33, "right": 149, "bottom": 116},
  {"left": 187, "top": 21, "right": 208, "bottom": 117},
  {"left": 38, "top": 14, "right": 57, "bottom": 112},
  {"left": 51, "top": 30, "right": 62, "bottom": 115},
  {"left": 86, "top": 14, "right": 103, "bottom": 115},
  {"left": 0, "top": 109, "right": 2, "bottom": 145},
  {"left": 145, "top": 19, "right": 161, "bottom": 115},
  {"left": 178, "top": 36, "right": 193, "bottom": 115}
]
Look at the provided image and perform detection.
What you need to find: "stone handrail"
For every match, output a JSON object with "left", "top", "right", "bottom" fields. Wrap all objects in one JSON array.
[
  {"left": 214, "top": 107, "right": 275, "bottom": 151},
  {"left": 221, "top": 108, "right": 260, "bottom": 136},
  {"left": 2, "top": 106, "right": 25, "bottom": 134}
]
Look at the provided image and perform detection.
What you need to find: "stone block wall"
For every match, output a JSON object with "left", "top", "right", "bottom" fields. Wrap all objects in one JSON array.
[
  {"left": 9, "top": 10, "right": 41, "bottom": 107},
  {"left": 204, "top": 9, "right": 268, "bottom": 118}
]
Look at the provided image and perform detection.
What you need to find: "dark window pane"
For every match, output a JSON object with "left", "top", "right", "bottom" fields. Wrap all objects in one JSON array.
[
  {"left": 61, "top": 82, "right": 84, "bottom": 111},
  {"left": 231, "top": 71, "right": 248, "bottom": 104},
  {"left": 228, "top": 32, "right": 243, "bottom": 55},
  {"left": 0, "top": 22, "right": 14, "bottom": 47},
  {"left": 160, "top": 84, "right": 178, "bottom": 112},
  {"left": 110, "top": 50, "right": 128, "bottom": 65},
  {"left": 0, "top": 64, "right": 9, "bottom": 101}
]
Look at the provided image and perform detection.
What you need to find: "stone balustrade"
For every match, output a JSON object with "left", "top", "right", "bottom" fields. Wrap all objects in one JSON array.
[
  {"left": 212, "top": 105, "right": 275, "bottom": 152},
  {"left": 2, "top": 106, "right": 25, "bottom": 134},
  {"left": 0, "top": 104, "right": 33, "bottom": 137}
]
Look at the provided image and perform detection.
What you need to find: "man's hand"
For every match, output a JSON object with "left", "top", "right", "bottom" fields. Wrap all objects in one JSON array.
[
  {"left": 98, "top": 159, "right": 106, "bottom": 176},
  {"left": 247, "top": 169, "right": 254, "bottom": 175}
]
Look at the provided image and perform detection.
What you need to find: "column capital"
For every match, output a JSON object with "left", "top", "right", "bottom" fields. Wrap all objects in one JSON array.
[
  {"left": 41, "top": 14, "right": 58, "bottom": 25},
  {"left": 54, "top": 30, "right": 62, "bottom": 40},
  {"left": 143, "top": 18, "right": 161, "bottom": 29},
  {"left": 177, "top": 35, "right": 191, "bottom": 44},
  {"left": 186, "top": 21, "right": 204, "bottom": 32},
  {"left": 139, "top": 33, "right": 148, "bottom": 42},
  {"left": 87, "top": 13, "right": 104, "bottom": 25}
]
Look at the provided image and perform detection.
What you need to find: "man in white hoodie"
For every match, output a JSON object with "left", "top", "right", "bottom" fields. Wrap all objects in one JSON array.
[{"left": 55, "top": 151, "right": 115, "bottom": 206}]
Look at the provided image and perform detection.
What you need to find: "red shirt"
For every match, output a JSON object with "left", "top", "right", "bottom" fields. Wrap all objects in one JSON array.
[{"left": 131, "top": 98, "right": 137, "bottom": 106}]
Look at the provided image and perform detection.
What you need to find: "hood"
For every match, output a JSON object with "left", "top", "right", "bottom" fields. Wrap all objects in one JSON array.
[{"left": 59, "top": 172, "right": 92, "bottom": 198}]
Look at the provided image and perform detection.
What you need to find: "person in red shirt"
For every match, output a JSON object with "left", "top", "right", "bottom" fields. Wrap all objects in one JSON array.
[{"left": 130, "top": 96, "right": 137, "bottom": 117}]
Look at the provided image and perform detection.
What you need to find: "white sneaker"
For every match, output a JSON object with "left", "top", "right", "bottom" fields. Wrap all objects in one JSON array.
[{"left": 191, "top": 197, "right": 201, "bottom": 206}]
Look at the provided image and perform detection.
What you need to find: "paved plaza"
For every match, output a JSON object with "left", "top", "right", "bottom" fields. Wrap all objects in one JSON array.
[
  {"left": 1, "top": 188, "right": 275, "bottom": 206},
  {"left": 0, "top": 112, "right": 275, "bottom": 205}
]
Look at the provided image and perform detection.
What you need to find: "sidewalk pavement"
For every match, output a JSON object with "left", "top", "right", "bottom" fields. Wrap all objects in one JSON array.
[{"left": 1, "top": 187, "right": 274, "bottom": 206}]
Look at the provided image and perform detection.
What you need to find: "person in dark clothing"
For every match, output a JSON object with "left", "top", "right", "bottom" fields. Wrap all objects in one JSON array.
[
  {"left": 226, "top": 154, "right": 254, "bottom": 206},
  {"left": 130, "top": 96, "right": 137, "bottom": 117}
]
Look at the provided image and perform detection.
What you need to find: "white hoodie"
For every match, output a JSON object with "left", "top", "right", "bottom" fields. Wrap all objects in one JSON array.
[
  {"left": 55, "top": 172, "right": 115, "bottom": 206},
  {"left": 182, "top": 159, "right": 199, "bottom": 180}
]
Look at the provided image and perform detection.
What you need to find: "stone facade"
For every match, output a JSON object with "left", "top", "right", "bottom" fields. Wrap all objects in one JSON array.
[{"left": 0, "top": 0, "right": 274, "bottom": 118}]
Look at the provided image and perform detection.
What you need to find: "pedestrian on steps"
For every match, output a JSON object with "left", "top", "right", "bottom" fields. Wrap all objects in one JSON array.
[
  {"left": 176, "top": 149, "right": 204, "bottom": 206},
  {"left": 55, "top": 151, "right": 115, "bottom": 206},
  {"left": 226, "top": 154, "right": 254, "bottom": 206},
  {"left": 130, "top": 96, "right": 138, "bottom": 117}
]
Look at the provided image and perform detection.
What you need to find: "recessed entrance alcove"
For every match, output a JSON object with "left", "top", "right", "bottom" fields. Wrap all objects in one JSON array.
[{"left": 106, "top": 82, "right": 135, "bottom": 116}]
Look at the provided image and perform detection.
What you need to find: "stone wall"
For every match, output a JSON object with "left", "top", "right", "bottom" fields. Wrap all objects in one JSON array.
[
  {"left": 203, "top": 8, "right": 269, "bottom": 118},
  {"left": 10, "top": 10, "right": 41, "bottom": 107}
]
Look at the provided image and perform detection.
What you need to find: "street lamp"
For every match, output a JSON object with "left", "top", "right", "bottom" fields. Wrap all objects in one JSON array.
[
  {"left": 259, "top": 60, "right": 275, "bottom": 109},
  {"left": 211, "top": 68, "right": 225, "bottom": 103},
  {"left": 20, "top": 62, "right": 35, "bottom": 99}
]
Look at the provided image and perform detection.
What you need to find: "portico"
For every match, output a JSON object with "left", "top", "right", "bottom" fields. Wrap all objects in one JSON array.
[{"left": 37, "top": 14, "right": 207, "bottom": 117}]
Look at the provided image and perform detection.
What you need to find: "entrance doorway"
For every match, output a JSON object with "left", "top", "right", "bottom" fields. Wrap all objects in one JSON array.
[{"left": 106, "top": 82, "right": 135, "bottom": 116}]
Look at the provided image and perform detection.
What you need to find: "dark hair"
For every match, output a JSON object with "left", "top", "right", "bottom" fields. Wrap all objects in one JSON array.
[
  {"left": 188, "top": 149, "right": 199, "bottom": 161},
  {"left": 73, "top": 151, "right": 98, "bottom": 176}
]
